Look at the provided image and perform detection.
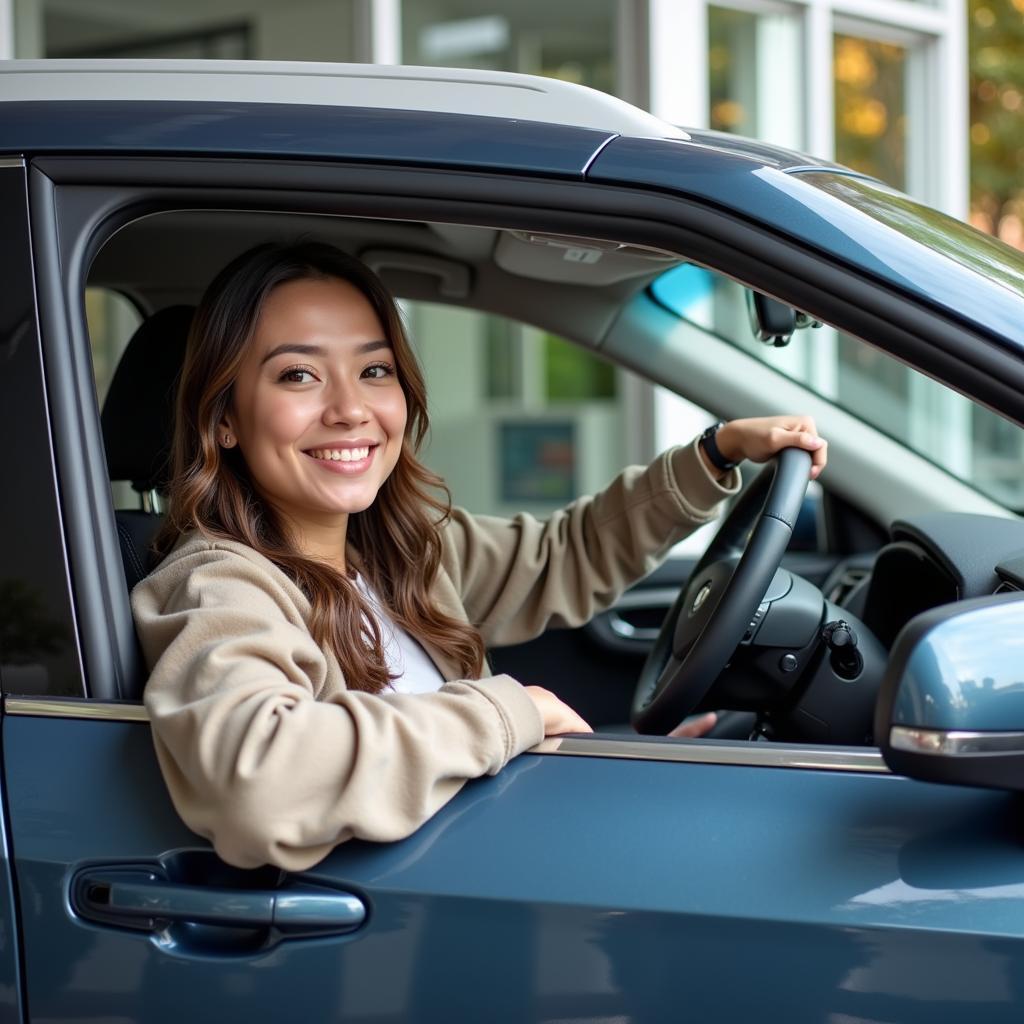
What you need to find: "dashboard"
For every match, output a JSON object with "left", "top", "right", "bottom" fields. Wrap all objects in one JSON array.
[{"left": 848, "top": 513, "right": 1024, "bottom": 649}]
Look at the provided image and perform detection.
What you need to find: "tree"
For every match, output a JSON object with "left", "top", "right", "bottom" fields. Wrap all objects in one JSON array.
[{"left": 969, "top": 0, "right": 1024, "bottom": 241}]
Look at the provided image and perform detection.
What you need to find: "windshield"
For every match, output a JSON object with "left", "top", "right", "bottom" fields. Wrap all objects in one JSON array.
[{"left": 651, "top": 263, "right": 1024, "bottom": 510}]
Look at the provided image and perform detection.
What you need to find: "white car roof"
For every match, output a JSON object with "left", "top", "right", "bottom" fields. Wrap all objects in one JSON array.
[{"left": 0, "top": 59, "right": 687, "bottom": 142}]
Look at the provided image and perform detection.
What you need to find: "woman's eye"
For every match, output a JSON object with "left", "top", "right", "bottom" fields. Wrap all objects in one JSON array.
[
  {"left": 279, "top": 366, "right": 317, "bottom": 384},
  {"left": 362, "top": 362, "right": 395, "bottom": 380}
]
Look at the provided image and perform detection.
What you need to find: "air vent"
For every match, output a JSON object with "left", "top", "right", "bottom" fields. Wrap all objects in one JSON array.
[{"left": 827, "top": 567, "right": 870, "bottom": 606}]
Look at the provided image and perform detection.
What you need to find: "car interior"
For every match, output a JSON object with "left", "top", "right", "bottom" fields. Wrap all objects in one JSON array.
[{"left": 84, "top": 206, "right": 1024, "bottom": 746}]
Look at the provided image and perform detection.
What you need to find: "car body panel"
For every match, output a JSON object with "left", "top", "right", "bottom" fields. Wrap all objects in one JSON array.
[
  {"left": 0, "top": 738, "right": 24, "bottom": 1024},
  {"left": 0, "top": 59, "right": 686, "bottom": 141},
  {"left": 5, "top": 711, "right": 1024, "bottom": 1022},
  {"left": 588, "top": 136, "right": 1024, "bottom": 352},
  {"left": 0, "top": 101, "right": 613, "bottom": 178}
]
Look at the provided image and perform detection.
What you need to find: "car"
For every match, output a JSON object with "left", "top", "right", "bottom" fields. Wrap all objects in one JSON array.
[{"left": 1, "top": 58, "right": 1024, "bottom": 1022}]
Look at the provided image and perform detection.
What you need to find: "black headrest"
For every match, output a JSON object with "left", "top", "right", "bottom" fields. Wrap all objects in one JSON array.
[{"left": 102, "top": 305, "right": 195, "bottom": 494}]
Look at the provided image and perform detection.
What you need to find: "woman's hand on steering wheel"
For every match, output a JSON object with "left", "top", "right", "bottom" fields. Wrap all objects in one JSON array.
[{"left": 710, "top": 415, "right": 828, "bottom": 480}]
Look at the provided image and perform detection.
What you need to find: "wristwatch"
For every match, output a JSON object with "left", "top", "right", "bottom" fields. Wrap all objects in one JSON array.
[{"left": 699, "top": 421, "right": 739, "bottom": 472}]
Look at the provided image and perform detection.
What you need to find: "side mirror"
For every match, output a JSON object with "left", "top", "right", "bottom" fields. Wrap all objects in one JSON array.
[{"left": 875, "top": 593, "right": 1024, "bottom": 791}]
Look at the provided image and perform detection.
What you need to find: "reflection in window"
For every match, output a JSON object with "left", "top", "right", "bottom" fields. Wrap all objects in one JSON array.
[
  {"left": 709, "top": 8, "right": 759, "bottom": 137},
  {"left": 708, "top": 6, "right": 803, "bottom": 148},
  {"left": 403, "top": 0, "right": 616, "bottom": 94},
  {"left": 834, "top": 35, "right": 907, "bottom": 190}
]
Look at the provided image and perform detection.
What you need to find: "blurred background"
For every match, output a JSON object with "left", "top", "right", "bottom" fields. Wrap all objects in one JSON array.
[
  {"left": 4, "top": 0, "right": 1023, "bottom": 515},
  {"left": 7, "top": 0, "right": 1017, "bottom": 229}
]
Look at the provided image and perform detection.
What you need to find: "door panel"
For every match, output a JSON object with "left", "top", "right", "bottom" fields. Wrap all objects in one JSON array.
[
  {"left": 0, "top": 721, "right": 23, "bottom": 1023},
  {"left": 6, "top": 709, "right": 1024, "bottom": 1022}
]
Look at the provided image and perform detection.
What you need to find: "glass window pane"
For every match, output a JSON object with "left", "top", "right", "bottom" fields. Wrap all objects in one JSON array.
[
  {"left": 32, "top": 1, "right": 356, "bottom": 61},
  {"left": 834, "top": 35, "right": 907, "bottom": 190},
  {"left": 404, "top": 301, "right": 627, "bottom": 517},
  {"left": 85, "top": 288, "right": 143, "bottom": 406},
  {"left": 709, "top": 6, "right": 804, "bottom": 148},
  {"left": 403, "top": 0, "right": 616, "bottom": 94},
  {"left": 709, "top": 8, "right": 759, "bottom": 137},
  {"left": 651, "top": 265, "right": 1024, "bottom": 509}
]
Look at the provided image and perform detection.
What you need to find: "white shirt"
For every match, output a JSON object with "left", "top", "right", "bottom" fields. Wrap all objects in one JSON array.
[{"left": 353, "top": 574, "right": 446, "bottom": 694}]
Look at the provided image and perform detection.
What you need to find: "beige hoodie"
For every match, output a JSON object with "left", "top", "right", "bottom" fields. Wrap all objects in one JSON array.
[{"left": 134, "top": 439, "right": 738, "bottom": 871}]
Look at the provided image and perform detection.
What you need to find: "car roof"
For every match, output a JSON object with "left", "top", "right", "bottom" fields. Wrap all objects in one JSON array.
[
  {"left": 0, "top": 59, "right": 686, "bottom": 141},
  {"left": 0, "top": 59, "right": 849, "bottom": 174}
]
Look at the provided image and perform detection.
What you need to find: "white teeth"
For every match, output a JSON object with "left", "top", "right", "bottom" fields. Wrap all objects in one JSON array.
[{"left": 312, "top": 447, "right": 370, "bottom": 462}]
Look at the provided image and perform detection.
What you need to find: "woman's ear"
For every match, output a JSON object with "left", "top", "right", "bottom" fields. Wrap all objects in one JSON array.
[{"left": 218, "top": 414, "right": 237, "bottom": 449}]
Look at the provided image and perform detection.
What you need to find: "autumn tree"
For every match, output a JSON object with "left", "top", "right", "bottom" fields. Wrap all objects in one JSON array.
[{"left": 970, "top": 0, "right": 1024, "bottom": 241}]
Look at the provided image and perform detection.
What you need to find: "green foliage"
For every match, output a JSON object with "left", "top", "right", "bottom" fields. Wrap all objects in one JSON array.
[
  {"left": 544, "top": 334, "right": 616, "bottom": 401},
  {"left": 969, "top": 0, "right": 1024, "bottom": 233}
]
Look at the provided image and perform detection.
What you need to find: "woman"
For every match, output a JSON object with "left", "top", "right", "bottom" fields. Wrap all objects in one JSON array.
[{"left": 134, "top": 241, "right": 827, "bottom": 872}]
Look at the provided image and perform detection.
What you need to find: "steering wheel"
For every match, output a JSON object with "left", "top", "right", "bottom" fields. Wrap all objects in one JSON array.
[{"left": 631, "top": 447, "right": 812, "bottom": 734}]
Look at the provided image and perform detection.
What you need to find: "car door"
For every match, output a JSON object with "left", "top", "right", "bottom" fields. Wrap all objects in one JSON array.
[{"left": 5, "top": 148, "right": 1024, "bottom": 1024}]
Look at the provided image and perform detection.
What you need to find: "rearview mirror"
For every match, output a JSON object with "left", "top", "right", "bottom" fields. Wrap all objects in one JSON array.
[
  {"left": 745, "top": 290, "right": 821, "bottom": 347},
  {"left": 875, "top": 593, "right": 1024, "bottom": 791}
]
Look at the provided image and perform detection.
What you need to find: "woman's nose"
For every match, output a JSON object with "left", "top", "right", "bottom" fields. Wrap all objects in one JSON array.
[{"left": 323, "top": 381, "right": 369, "bottom": 425}]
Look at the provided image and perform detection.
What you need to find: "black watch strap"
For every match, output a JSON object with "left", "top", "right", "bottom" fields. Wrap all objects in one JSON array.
[{"left": 699, "top": 421, "right": 739, "bottom": 472}]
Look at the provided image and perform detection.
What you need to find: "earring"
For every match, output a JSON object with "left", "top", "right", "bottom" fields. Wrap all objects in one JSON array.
[{"left": 222, "top": 433, "right": 233, "bottom": 448}]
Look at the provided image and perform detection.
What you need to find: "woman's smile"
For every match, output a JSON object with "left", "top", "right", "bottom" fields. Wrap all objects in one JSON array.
[{"left": 306, "top": 443, "right": 379, "bottom": 473}]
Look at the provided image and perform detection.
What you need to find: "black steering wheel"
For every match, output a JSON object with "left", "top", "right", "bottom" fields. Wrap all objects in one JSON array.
[{"left": 631, "top": 447, "right": 813, "bottom": 734}]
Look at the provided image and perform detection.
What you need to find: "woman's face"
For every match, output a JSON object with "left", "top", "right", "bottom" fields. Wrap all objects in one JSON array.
[{"left": 223, "top": 276, "right": 408, "bottom": 542}]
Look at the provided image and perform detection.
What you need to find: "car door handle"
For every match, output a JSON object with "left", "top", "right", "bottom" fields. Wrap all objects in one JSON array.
[
  {"left": 585, "top": 587, "right": 678, "bottom": 654},
  {"left": 73, "top": 868, "right": 366, "bottom": 935}
]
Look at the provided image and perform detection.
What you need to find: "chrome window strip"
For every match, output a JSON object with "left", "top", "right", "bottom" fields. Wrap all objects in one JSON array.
[
  {"left": 533, "top": 735, "right": 889, "bottom": 772},
  {"left": 890, "top": 726, "right": 1024, "bottom": 756},
  {"left": 0, "top": 157, "right": 25, "bottom": 168},
  {"left": 5, "top": 697, "right": 148, "bottom": 723},
  {"left": 3, "top": 697, "right": 889, "bottom": 772}
]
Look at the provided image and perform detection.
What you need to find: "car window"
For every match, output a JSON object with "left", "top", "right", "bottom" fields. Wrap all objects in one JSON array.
[
  {"left": 85, "top": 288, "right": 144, "bottom": 510},
  {"left": 403, "top": 300, "right": 656, "bottom": 518},
  {"left": 86, "top": 287, "right": 143, "bottom": 405},
  {"left": 651, "top": 264, "right": 1024, "bottom": 510}
]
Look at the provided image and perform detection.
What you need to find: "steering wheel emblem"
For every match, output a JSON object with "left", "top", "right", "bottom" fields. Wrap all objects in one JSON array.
[{"left": 691, "top": 582, "right": 712, "bottom": 614}]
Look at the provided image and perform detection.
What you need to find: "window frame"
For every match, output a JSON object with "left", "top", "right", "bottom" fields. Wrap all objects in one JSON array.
[{"left": 27, "top": 152, "right": 1024, "bottom": 705}]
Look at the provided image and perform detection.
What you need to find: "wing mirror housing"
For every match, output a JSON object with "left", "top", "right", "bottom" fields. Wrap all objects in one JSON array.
[{"left": 875, "top": 593, "right": 1024, "bottom": 791}]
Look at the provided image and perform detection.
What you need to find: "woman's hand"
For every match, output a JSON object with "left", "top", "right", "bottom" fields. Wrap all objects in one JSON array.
[
  {"left": 524, "top": 686, "right": 593, "bottom": 736},
  {"left": 711, "top": 415, "right": 827, "bottom": 480},
  {"left": 668, "top": 711, "right": 718, "bottom": 739}
]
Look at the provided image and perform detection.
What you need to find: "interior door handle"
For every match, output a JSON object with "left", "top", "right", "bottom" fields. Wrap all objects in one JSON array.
[
  {"left": 73, "top": 868, "right": 366, "bottom": 935},
  {"left": 586, "top": 587, "right": 678, "bottom": 654}
]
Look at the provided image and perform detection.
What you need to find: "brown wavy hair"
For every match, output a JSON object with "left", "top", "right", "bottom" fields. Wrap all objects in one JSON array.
[{"left": 154, "top": 240, "right": 486, "bottom": 691}]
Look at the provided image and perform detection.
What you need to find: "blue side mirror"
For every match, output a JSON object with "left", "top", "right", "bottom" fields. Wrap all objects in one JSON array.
[{"left": 875, "top": 593, "right": 1024, "bottom": 790}]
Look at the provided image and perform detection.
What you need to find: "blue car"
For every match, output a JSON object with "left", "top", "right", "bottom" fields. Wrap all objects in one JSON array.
[{"left": 2, "top": 59, "right": 1024, "bottom": 1022}]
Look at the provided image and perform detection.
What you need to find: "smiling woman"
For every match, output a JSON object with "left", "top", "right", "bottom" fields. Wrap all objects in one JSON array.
[{"left": 132, "top": 239, "right": 824, "bottom": 871}]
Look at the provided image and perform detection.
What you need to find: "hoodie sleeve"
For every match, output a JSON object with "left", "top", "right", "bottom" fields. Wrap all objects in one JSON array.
[
  {"left": 135, "top": 544, "right": 543, "bottom": 872},
  {"left": 441, "top": 438, "right": 740, "bottom": 647}
]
